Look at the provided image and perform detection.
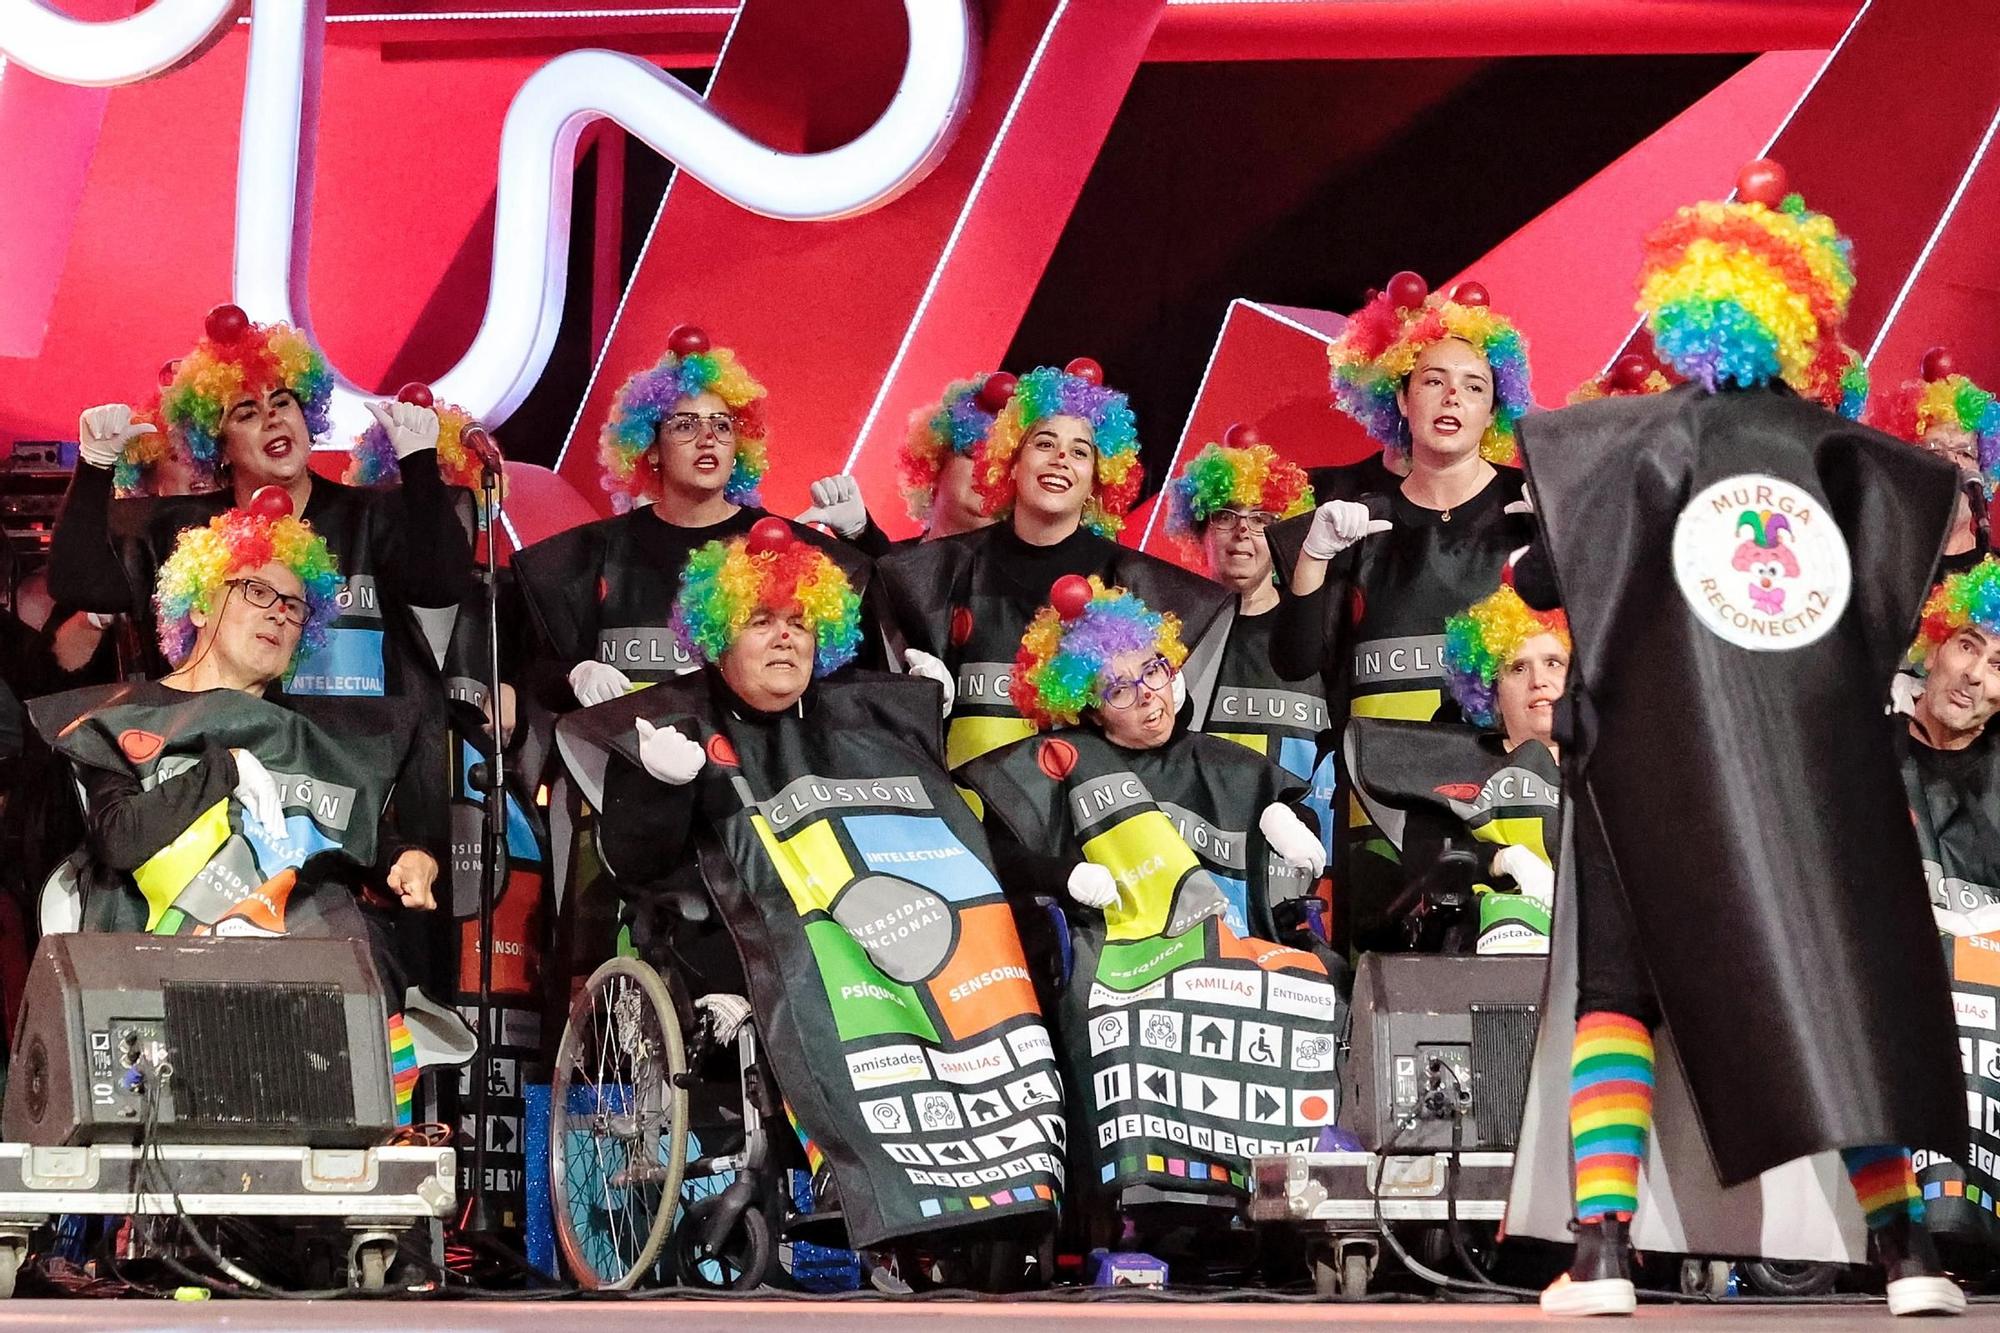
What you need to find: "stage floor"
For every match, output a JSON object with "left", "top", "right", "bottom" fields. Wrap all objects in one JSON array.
[{"left": 1, "top": 1297, "right": 1998, "bottom": 1329}]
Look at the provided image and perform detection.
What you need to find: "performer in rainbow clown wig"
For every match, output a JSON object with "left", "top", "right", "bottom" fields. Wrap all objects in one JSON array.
[
  {"left": 1504, "top": 160, "right": 1967, "bottom": 1318},
  {"left": 1869, "top": 348, "right": 2000, "bottom": 579},
  {"left": 878, "top": 361, "right": 1233, "bottom": 772},
  {"left": 514, "top": 323, "right": 880, "bottom": 713},
  {"left": 553, "top": 518, "right": 1064, "bottom": 1250},
  {"left": 959, "top": 576, "right": 1337, "bottom": 1216},
  {"left": 49, "top": 303, "right": 473, "bottom": 700},
  {"left": 898, "top": 373, "right": 1015, "bottom": 543},
  {"left": 1268, "top": 275, "right": 1537, "bottom": 954},
  {"left": 33, "top": 489, "right": 466, "bottom": 1126}
]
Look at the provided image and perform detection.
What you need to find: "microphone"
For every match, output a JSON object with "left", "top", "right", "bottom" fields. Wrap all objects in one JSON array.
[{"left": 462, "top": 424, "right": 504, "bottom": 477}]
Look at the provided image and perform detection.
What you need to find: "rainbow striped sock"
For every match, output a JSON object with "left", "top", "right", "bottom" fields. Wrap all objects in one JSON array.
[
  {"left": 1571, "top": 1011, "right": 1655, "bottom": 1221},
  {"left": 1841, "top": 1144, "right": 1923, "bottom": 1230},
  {"left": 387, "top": 1012, "right": 418, "bottom": 1128}
]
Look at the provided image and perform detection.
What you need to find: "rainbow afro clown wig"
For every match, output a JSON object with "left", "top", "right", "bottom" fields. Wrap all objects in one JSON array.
[
  {"left": 1442, "top": 582, "right": 1571, "bottom": 730},
  {"left": 1868, "top": 352, "right": 2000, "bottom": 499},
  {"left": 670, "top": 520, "right": 862, "bottom": 677},
  {"left": 1164, "top": 435, "right": 1314, "bottom": 561},
  {"left": 1911, "top": 557, "right": 2000, "bottom": 670},
  {"left": 1636, "top": 159, "right": 1855, "bottom": 403},
  {"left": 598, "top": 325, "right": 768, "bottom": 513},
  {"left": 971, "top": 361, "right": 1142, "bottom": 538},
  {"left": 113, "top": 389, "right": 174, "bottom": 499},
  {"left": 1011, "top": 576, "right": 1189, "bottom": 731},
  {"left": 346, "top": 394, "right": 505, "bottom": 523},
  {"left": 152, "top": 493, "right": 342, "bottom": 670},
  {"left": 1328, "top": 276, "right": 1533, "bottom": 466},
  {"left": 160, "top": 304, "right": 333, "bottom": 490},
  {"left": 901, "top": 373, "right": 1015, "bottom": 526}
]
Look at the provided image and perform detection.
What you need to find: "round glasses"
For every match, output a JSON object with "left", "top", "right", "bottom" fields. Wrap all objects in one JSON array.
[
  {"left": 664, "top": 412, "right": 736, "bottom": 444},
  {"left": 1101, "top": 656, "right": 1176, "bottom": 710}
]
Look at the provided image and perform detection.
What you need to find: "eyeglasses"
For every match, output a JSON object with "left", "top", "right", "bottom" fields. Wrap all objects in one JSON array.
[
  {"left": 1101, "top": 656, "right": 1176, "bottom": 710},
  {"left": 1921, "top": 437, "right": 1979, "bottom": 468},
  {"left": 227, "top": 578, "right": 308, "bottom": 625},
  {"left": 1207, "top": 509, "right": 1278, "bottom": 534},
  {"left": 664, "top": 412, "right": 736, "bottom": 444}
]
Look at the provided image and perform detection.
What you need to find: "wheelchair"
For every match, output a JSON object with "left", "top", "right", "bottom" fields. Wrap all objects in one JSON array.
[{"left": 547, "top": 878, "right": 803, "bottom": 1292}]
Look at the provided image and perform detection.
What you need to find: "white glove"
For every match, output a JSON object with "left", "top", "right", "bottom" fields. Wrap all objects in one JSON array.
[
  {"left": 1067, "top": 862, "right": 1119, "bottom": 910},
  {"left": 1504, "top": 492, "right": 1535, "bottom": 516},
  {"left": 1890, "top": 671, "right": 1922, "bottom": 718},
  {"left": 634, "top": 718, "right": 705, "bottom": 786},
  {"left": 1491, "top": 844, "right": 1554, "bottom": 910},
  {"left": 1259, "top": 802, "right": 1327, "bottom": 878},
  {"left": 77, "top": 403, "right": 156, "bottom": 470},
  {"left": 569, "top": 660, "right": 634, "bottom": 707},
  {"left": 797, "top": 474, "right": 869, "bottom": 539},
  {"left": 229, "top": 748, "right": 285, "bottom": 838},
  {"left": 904, "top": 649, "right": 955, "bottom": 717},
  {"left": 1300, "top": 499, "right": 1391, "bottom": 560},
  {"left": 365, "top": 400, "right": 441, "bottom": 460}
]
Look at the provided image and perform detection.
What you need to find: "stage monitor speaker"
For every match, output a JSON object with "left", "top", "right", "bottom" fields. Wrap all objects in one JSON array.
[
  {"left": 4, "top": 935, "right": 397, "bottom": 1148},
  {"left": 1338, "top": 953, "right": 1545, "bottom": 1152}
]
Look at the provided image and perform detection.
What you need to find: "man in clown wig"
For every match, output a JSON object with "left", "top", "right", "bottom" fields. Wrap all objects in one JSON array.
[
  {"left": 553, "top": 521, "right": 1061, "bottom": 1251},
  {"left": 959, "top": 577, "right": 1336, "bottom": 1230},
  {"left": 1505, "top": 161, "right": 1964, "bottom": 1318},
  {"left": 1869, "top": 352, "right": 2000, "bottom": 581},
  {"left": 877, "top": 361, "right": 1232, "bottom": 772},
  {"left": 32, "top": 494, "right": 470, "bottom": 1125}
]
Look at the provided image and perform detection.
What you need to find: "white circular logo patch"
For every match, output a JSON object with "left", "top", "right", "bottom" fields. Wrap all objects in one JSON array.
[{"left": 1670, "top": 473, "right": 1851, "bottom": 652}]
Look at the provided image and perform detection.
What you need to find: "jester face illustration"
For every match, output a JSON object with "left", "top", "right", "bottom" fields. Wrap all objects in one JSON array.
[{"left": 1732, "top": 509, "right": 1799, "bottom": 615}]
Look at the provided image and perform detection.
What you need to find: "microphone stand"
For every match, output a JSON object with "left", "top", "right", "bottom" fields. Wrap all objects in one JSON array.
[{"left": 462, "top": 453, "right": 507, "bottom": 1236}]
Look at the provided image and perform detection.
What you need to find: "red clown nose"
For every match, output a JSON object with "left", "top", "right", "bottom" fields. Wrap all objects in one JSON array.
[
  {"left": 746, "top": 517, "right": 792, "bottom": 556},
  {"left": 668, "top": 324, "right": 711, "bottom": 357},
  {"left": 1222, "top": 422, "right": 1262, "bottom": 449},
  {"left": 1735, "top": 158, "right": 1789, "bottom": 209},
  {"left": 1064, "top": 357, "right": 1104, "bottom": 386},
  {"left": 976, "top": 372, "right": 1018, "bottom": 414},
  {"left": 247, "top": 485, "right": 293, "bottom": 521},
  {"left": 1050, "top": 575, "right": 1093, "bottom": 622},
  {"left": 1386, "top": 271, "right": 1428, "bottom": 311},
  {"left": 204, "top": 303, "right": 250, "bottom": 345}
]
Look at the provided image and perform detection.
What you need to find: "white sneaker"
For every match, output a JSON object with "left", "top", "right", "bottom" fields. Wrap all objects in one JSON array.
[
  {"left": 1886, "top": 1274, "right": 1965, "bottom": 1317},
  {"left": 1540, "top": 1273, "right": 1637, "bottom": 1316}
]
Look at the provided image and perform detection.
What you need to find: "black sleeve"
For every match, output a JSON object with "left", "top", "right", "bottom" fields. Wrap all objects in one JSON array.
[
  {"left": 983, "top": 818, "right": 1077, "bottom": 908},
  {"left": 47, "top": 466, "right": 135, "bottom": 614},
  {"left": 0, "top": 675, "right": 22, "bottom": 764},
  {"left": 847, "top": 514, "right": 895, "bottom": 562},
  {"left": 1270, "top": 581, "right": 1332, "bottom": 683},
  {"left": 377, "top": 452, "right": 475, "bottom": 609},
  {"left": 597, "top": 753, "right": 698, "bottom": 882},
  {"left": 1513, "top": 540, "right": 1562, "bottom": 612},
  {"left": 76, "top": 739, "right": 237, "bottom": 871}
]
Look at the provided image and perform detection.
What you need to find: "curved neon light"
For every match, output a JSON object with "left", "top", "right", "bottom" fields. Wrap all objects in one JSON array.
[
  {"left": 6, "top": 0, "right": 975, "bottom": 441},
  {"left": 0, "top": 0, "right": 236, "bottom": 86}
]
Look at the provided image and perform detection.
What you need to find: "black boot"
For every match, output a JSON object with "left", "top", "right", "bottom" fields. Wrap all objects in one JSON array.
[
  {"left": 1873, "top": 1212, "right": 1963, "bottom": 1317},
  {"left": 1540, "top": 1215, "right": 1636, "bottom": 1316}
]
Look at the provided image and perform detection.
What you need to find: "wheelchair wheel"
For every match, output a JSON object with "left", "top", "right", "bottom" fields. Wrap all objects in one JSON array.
[{"left": 550, "top": 957, "right": 691, "bottom": 1289}]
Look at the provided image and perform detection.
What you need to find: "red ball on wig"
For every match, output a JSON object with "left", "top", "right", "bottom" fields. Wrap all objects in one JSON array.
[
  {"left": 1222, "top": 422, "right": 1262, "bottom": 449},
  {"left": 746, "top": 516, "right": 793, "bottom": 556},
  {"left": 976, "top": 372, "right": 1018, "bottom": 414},
  {"left": 1064, "top": 357, "right": 1104, "bottom": 386},
  {"left": 1922, "top": 346, "right": 1958, "bottom": 383},
  {"left": 668, "top": 324, "right": 711, "bottom": 357},
  {"left": 1735, "top": 158, "right": 1789, "bottom": 208},
  {"left": 1386, "top": 271, "right": 1429, "bottom": 311},
  {"left": 396, "top": 382, "right": 434, "bottom": 408},
  {"left": 1049, "top": 574, "right": 1093, "bottom": 622},
  {"left": 204, "top": 303, "right": 250, "bottom": 345},
  {"left": 158, "top": 359, "right": 181, "bottom": 388},
  {"left": 1450, "top": 280, "right": 1490, "bottom": 308},
  {"left": 246, "top": 485, "right": 293, "bottom": 521},
  {"left": 1610, "top": 353, "right": 1655, "bottom": 391}
]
